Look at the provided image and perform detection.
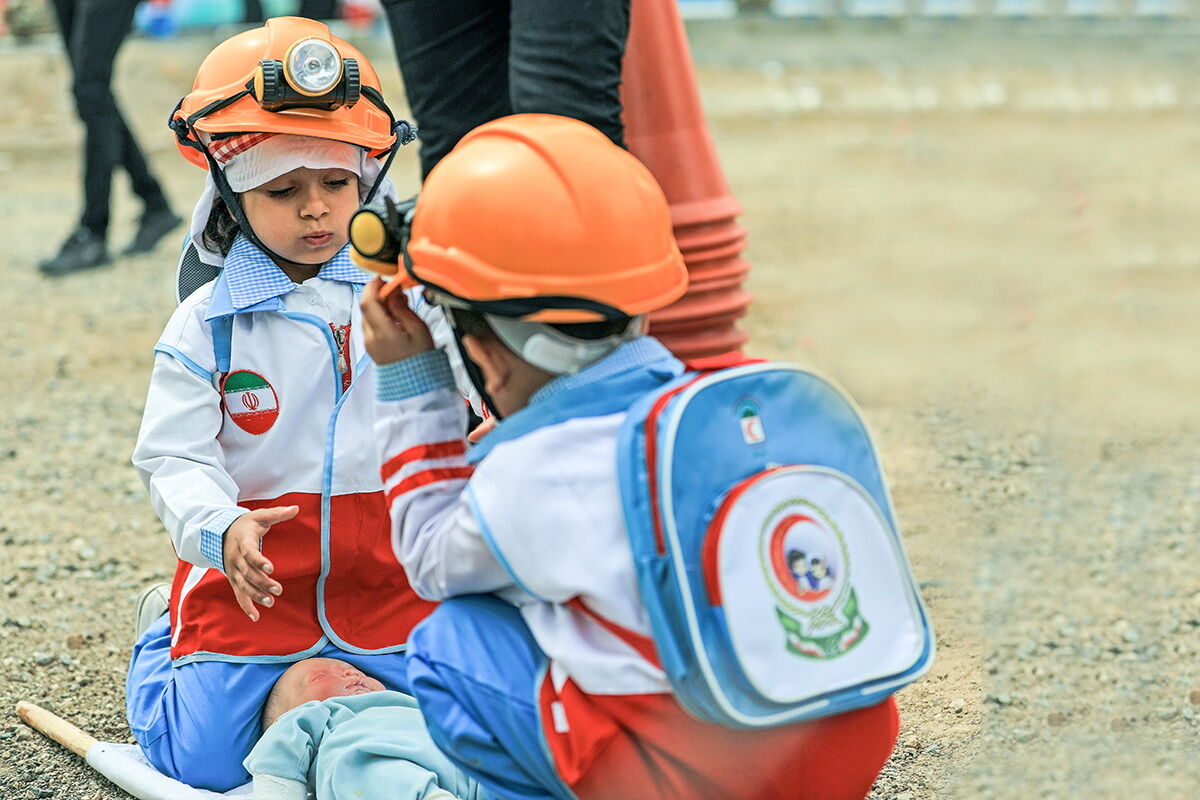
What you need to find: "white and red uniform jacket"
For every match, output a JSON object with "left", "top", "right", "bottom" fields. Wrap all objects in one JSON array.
[
  {"left": 133, "top": 243, "right": 471, "bottom": 665},
  {"left": 375, "top": 338, "right": 679, "bottom": 697}
]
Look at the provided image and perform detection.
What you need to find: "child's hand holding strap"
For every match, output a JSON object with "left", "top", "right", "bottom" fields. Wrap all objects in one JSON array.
[
  {"left": 223, "top": 505, "right": 298, "bottom": 622},
  {"left": 360, "top": 278, "right": 435, "bottom": 365}
]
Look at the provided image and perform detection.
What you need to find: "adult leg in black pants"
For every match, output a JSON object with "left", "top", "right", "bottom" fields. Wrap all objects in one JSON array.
[
  {"left": 243, "top": 0, "right": 266, "bottom": 23},
  {"left": 299, "top": 0, "right": 339, "bottom": 19},
  {"left": 380, "top": 0, "right": 630, "bottom": 179},
  {"left": 41, "top": 0, "right": 181, "bottom": 277},
  {"left": 249, "top": 1, "right": 337, "bottom": 22}
]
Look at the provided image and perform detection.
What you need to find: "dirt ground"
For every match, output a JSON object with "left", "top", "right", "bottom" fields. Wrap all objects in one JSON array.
[{"left": 2, "top": 18, "right": 1199, "bottom": 800}]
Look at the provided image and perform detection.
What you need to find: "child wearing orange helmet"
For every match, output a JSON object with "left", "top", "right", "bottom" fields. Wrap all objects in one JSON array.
[
  {"left": 359, "top": 114, "right": 901, "bottom": 800},
  {"left": 125, "top": 18, "right": 470, "bottom": 791}
]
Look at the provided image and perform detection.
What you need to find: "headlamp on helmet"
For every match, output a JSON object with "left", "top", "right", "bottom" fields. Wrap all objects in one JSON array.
[
  {"left": 252, "top": 38, "right": 360, "bottom": 112},
  {"left": 348, "top": 194, "right": 420, "bottom": 293}
]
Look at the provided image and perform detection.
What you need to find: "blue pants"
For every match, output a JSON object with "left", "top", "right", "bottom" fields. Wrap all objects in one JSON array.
[
  {"left": 406, "top": 596, "right": 576, "bottom": 800},
  {"left": 126, "top": 615, "right": 412, "bottom": 792}
]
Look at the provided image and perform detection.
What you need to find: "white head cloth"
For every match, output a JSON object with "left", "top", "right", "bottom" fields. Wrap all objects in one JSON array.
[
  {"left": 213, "top": 132, "right": 362, "bottom": 192},
  {"left": 183, "top": 132, "right": 399, "bottom": 269}
]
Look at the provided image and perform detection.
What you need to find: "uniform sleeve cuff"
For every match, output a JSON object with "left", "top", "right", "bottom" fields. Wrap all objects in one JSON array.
[
  {"left": 200, "top": 509, "right": 243, "bottom": 573},
  {"left": 376, "top": 348, "right": 456, "bottom": 402},
  {"left": 251, "top": 774, "right": 308, "bottom": 800}
]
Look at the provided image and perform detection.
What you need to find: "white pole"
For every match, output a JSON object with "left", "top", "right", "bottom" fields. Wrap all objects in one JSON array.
[{"left": 16, "top": 702, "right": 214, "bottom": 800}]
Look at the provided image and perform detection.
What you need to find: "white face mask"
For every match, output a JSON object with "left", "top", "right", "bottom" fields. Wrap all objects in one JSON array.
[{"left": 484, "top": 315, "right": 645, "bottom": 376}]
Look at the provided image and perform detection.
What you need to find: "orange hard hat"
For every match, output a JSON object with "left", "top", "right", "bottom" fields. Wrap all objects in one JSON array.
[
  {"left": 172, "top": 17, "right": 395, "bottom": 170},
  {"left": 406, "top": 114, "right": 688, "bottom": 324}
]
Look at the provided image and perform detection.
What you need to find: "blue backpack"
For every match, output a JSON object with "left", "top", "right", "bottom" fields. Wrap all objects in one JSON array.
[{"left": 616, "top": 360, "right": 934, "bottom": 729}]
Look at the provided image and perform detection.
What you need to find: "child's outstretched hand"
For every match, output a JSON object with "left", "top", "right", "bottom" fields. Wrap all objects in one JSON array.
[
  {"left": 224, "top": 505, "right": 298, "bottom": 622},
  {"left": 360, "top": 277, "right": 435, "bottom": 365}
]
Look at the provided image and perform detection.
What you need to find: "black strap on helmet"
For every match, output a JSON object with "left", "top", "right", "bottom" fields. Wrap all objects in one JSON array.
[{"left": 398, "top": 228, "right": 629, "bottom": 322}]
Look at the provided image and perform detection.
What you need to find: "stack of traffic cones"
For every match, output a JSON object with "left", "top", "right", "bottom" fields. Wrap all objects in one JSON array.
[{"left": 621, "top": 0, "right": 752, "bottom": 360}]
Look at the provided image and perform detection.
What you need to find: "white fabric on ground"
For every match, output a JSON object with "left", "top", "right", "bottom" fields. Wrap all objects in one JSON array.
[{"left": 87, "top": 743, "right": 255, "bottom": 799}]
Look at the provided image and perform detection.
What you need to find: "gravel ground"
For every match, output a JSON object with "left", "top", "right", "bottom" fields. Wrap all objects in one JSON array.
[{"left": 2, "top": 19, "right": 1199, "bottom": 800}]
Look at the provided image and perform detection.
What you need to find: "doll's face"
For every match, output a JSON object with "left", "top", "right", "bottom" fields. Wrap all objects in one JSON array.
[
  {"left": 270, "top": 657, "right": 385, "bottom": 715},
  {"left": 240, "top": 167, "right": 359, "bottom": 267}
]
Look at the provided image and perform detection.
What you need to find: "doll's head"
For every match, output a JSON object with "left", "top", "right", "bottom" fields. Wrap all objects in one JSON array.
[{"left": 261, "top": 657, "right": 385, "bottom": 730}]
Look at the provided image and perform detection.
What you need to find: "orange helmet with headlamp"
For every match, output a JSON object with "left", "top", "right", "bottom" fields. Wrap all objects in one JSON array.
[
  {"left": 403, "top": 114, "right": 688, "bottom": 324},
  {"left": 171, "top": 16, "right": 398, "bottom": 170}
]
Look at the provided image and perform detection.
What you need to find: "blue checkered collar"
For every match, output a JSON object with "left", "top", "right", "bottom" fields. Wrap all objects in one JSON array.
[
  {"left": 204, "top": 235, "right": 370, "bottom": 320},
  {"left": 466, "top": 336, "right": 683, "bottom": 464},
  {"left": 528, "top": 336, "right": 678, "bottom": 406}
]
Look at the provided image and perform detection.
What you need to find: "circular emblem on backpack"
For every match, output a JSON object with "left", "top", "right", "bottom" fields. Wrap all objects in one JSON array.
[
  {"left": 767, "top": 508, "right": 844, "bottom": 606},
  {"left": 222, "top": 370, "right": 279, "bottom": 435},
  {"left": 760, "top": 496, "right": 868, "bottom": 659},
  {"left": 764, "top": 501, "right": 848, "bottom": 611}
]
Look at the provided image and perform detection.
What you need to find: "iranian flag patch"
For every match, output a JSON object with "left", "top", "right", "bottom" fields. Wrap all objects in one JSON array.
[{"left": 222, "top": 370, "right": 279, "bottom": 435}]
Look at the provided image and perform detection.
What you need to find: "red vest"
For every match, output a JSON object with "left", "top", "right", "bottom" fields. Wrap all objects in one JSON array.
[
  {"left": 149, "top": 284, "right": 436, "bottom": 663},
  {"left": 169, "top": 491, "right": 434, "bottom": 661}
]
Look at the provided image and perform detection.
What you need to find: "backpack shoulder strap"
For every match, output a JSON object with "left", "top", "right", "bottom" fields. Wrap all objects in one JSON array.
[
  {"left": 176, "top": 241, "right": 221, "bottom": 305},
  {"left": 210, "top": 315, "right": 233, "bottom": 376}
]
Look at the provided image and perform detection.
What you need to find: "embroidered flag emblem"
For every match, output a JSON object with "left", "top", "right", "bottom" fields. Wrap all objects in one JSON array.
[{"left": 222, "top": 370, "right": 279, "bottom": 434}]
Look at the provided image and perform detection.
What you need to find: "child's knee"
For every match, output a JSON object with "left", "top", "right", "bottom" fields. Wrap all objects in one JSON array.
[
  {"left": 126, "top": 636, "right": 265, "bottom": 793},
  {"left": 408, "top": 595, "right": 529, "bottom": 671}
]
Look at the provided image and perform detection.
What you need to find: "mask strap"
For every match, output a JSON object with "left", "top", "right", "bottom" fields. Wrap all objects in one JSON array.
[{"left": 444, "top": 307, "right": 503, "bottom": 423}]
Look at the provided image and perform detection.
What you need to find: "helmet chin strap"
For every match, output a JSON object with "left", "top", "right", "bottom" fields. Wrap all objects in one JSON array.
[{"left": 209, "top": 155, "right": 326, "bottom": 268}]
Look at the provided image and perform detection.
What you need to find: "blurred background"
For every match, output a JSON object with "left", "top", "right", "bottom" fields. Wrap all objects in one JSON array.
[{"left": 2, "top": 1, "right": 1199, "bottom": 798}]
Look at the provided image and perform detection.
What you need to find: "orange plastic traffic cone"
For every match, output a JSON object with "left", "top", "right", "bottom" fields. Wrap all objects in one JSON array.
[{"left": 621, "top": 0, "right": 752, "bottom": 360}]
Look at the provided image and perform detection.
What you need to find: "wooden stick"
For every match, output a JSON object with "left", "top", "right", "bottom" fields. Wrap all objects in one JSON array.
[{"left": 16, "top": 701, "right": 98, "bottom": 758}]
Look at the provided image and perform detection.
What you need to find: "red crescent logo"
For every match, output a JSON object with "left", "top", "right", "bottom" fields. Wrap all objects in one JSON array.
[
  {"left": 769, "top": 513, "right": 833, "bottom": 603},
  {"left": 241, "top": 392, "right": 260, "bottom": 411}
]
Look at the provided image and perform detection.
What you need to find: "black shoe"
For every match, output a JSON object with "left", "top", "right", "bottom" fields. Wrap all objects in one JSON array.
[
  {"left": 124, "top": 207, "right": 183, "bottom": 255},
  {"left": 38, "top": 228, "right": 110, "bottom": 277}
]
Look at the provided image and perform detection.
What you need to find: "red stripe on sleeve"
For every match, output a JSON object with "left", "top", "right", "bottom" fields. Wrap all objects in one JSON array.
[
  {"left": 380, "top": 440, "right": 468, "bottom": 483},
  {"left": 384, "top": 466, "right": 474, "bottom": 506}
]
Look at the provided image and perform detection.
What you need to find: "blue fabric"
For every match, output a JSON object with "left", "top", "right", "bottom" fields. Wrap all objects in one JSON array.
[
  {"left": 198, "top": 509, "right": 241, "bottom": 573},
  {"left": 210, "top": 236, "right": 370, "bottom": 315},
  {"left": 126, "top": 615, "right": 413, "bottom": 792},
  {"left": 151, "top": 344, "right": 210, "bottom": 381},
  {"left": 407, "top": 596, "right": 576, "bottom": 800},
  {"left": 202, "top": 260, "right": 284, "bottom": 322},
  {"left": 529, "top": 336, "right": 673, "bottom": 406},
  {"left": 376, "top": 348, "right": 456, "bottom": 402},
  {"left": 244, "top": 691, "right": 485, "bottom": 800},
  {"left": 467, "top": 336, "right": 683, "bottom": 465}
]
